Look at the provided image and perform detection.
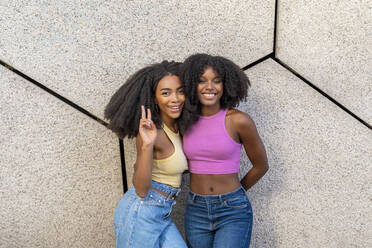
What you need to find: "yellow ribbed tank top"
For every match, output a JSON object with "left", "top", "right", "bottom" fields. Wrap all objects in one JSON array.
[{"left": 152, "top": 124, "right": 188, "bottom": 188}]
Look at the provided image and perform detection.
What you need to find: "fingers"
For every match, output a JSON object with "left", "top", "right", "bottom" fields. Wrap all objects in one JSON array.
[
  {"left": 141, "top": 105, "right": 152, "bottom": 121},
  {"left": 140, "top": 106, "right": 152, "bottom": 129},
  {"left": 141, "top": 105, "right": 146, "bottom": 119},
  {"left": 147, "top": 108, "right": 152, "bottom": 121},
  {"left": 140, "top": 118, "right": 151, "bottom": 129}
]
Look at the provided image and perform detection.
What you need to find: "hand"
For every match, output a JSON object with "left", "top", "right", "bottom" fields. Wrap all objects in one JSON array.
[{"left": 138, "top": 105, "right": 157, "bottom": 146}]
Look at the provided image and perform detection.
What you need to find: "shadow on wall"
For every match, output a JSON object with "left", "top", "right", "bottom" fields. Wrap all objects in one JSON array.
[
  {"left": 239, "top": 86, "right": 286, "bottom": 248},
  {"left": 171, "top": 173, "right": 190, "bottom": 238}
]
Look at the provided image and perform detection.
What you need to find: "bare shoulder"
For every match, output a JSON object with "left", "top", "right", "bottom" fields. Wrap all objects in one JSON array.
[{"left": 227, "top": 109, "right": 256, "bottom": 131}]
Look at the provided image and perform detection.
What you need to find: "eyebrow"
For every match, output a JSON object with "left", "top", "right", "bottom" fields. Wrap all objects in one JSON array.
[
  {"left": 159, "top": 87, "right": 183, "bottom": 91},
  {"left": 199, "top": 76, "right": 222, "bottom": 80}
]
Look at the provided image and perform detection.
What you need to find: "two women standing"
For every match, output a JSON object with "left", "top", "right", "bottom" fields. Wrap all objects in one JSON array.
[{"left": 105, "top": 54, "right": 268, "bottom": 248}]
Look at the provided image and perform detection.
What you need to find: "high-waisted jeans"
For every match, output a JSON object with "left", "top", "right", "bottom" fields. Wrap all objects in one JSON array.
[
  {"left": 185, "top": 186, "right": 253, "bottom": 248},
  {"left": 114, "top": 180, "right": 187, "bottom": 248}
]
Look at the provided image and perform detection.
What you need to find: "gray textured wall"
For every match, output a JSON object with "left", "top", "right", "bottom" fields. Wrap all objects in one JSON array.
[
  {"left": 0, "top": 66, "right": 123, "bottom": 247},
  {"left": 277, "top": 0, "right": 371, "bottom": 123},
  {"left": 1, "top": 0, "right": 371, "bottom": 247},
  {"left": 242, "top": 59, "right": 371, "bottom": 247}
]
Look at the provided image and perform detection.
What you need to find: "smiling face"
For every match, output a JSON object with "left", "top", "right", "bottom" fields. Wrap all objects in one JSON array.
[
  {"left": 197, "top": 67, "right": 223, "bottom": 109},
  {"left": 155, "top": 75, "right": 185, "bottom": 123}
]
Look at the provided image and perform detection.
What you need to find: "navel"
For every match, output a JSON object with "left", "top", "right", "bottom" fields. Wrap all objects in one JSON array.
[{"left": 209, "top": 187, "right": 214, "bottom": 192}]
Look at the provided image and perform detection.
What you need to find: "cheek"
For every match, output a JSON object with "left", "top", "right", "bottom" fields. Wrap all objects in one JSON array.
[
  {"left": 179, "top": 94, "right": 185, "bottom": 103},
  {"left": 155, "top": 96, "right": 166, "bottom": 108},
  {"left": 218, "top": 85, "right": 223, "bottom": 95},
  {"left": 197, "top": 84, "right": 203, "bottom": 93}
]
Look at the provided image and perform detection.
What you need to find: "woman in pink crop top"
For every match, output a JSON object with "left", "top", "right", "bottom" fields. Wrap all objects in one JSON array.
[
  {"left": 180, "top": 54, "right": 269, "bottom": 248},
  {"left": 105, "top": 61, "right": 187, "bottom": 248}
]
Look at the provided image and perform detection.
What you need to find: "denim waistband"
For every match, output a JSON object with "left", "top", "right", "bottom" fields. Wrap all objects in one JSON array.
[
  {"left": 151, "top": 180, "right": 181, "bottom": 198},
  {"left": 189, "top": 186, "right": 246, "bottom": 202}
]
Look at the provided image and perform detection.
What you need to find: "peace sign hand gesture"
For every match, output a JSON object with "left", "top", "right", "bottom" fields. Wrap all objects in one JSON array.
[{"left": 138, "top": 105, "right": 157, "bottom": 146}]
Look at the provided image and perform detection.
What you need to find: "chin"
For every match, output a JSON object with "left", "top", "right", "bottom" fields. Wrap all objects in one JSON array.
[
  {"left": 200, "top": 100, "right": 219, "bottom": 106},
  {"left": 166, "top": 111, "right": 181, "bottom": 119}
]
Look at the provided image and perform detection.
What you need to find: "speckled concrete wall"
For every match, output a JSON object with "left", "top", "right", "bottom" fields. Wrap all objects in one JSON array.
[
  {"left": 0, "top": 66, "right": 123, "bottom": 247},
  {"left": 0, "top": 0, "right": 274, "bottom": 120},
  {"left": 242, "top": 59, "right": 371, "bottom": 248},
  {"left": 1, "top": 0, "right": 371, "bottom": 247},
  {"left": 277, "top": 0, "right": 371, "bottom": 124}
]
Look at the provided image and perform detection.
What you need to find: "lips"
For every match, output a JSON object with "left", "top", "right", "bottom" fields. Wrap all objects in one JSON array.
[
  {"left": 168, "top": 104, "right": 183, "bottom": 113},
  {"left": 201, "top": 92, "right": 217, "bottom": 99}
]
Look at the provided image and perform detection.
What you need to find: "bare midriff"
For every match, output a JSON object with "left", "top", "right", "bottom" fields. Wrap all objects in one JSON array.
[
  {"left": 152, "top": 188, "right": 170, "bottom": 197},
  {"left": 190, "top": 173, "right": 241, "bottom": 195}
]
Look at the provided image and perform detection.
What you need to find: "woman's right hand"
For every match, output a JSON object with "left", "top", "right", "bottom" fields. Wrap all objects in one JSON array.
[{"left": 139, "top": 105, "right": 157, "bottom": 146}]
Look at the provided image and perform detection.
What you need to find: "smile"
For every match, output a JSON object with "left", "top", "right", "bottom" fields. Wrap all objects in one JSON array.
[
  {"left": 168, "top": 105, "right": 182, "bottom": 112},
  {"left": 202, "top": 93, "right": 217, "bottom": 99}
]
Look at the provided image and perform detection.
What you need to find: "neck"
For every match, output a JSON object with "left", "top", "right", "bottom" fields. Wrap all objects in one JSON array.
[
  {"left": 161, "top": 116, "right": 177, "bottom": 132},
  {"left": 200, "top": 103, "right": 221, "bottom": 116}
]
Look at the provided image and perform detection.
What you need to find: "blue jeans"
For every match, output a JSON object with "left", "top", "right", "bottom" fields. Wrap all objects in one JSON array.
[
  {"left": 185, "top": 186, "right": 253, "bottom": 248},
  {"left": 114, "top": 181, "right": 187, "bottom": 248}
]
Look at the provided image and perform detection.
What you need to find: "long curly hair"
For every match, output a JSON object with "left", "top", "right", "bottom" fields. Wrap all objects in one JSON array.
[
  {"left": 104, "top": 61, "right": 182, "bottom": 139},
  {"left": 179, "top": 53, "right": 250, "bottom": 134}
]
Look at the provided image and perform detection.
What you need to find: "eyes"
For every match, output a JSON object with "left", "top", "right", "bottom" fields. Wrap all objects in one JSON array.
[
  {"left": 199, "top": 78, "right": 222, "bottom": 84},
  {"left": 161, "top": 88, "right": 184, "bottom": 96}
]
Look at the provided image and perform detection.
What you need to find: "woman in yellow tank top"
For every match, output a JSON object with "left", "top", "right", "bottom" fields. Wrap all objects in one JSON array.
[{"left": 104, "top": 61, "right": 188, "bottom": 248}]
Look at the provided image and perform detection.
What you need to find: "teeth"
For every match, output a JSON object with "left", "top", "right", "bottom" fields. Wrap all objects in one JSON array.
[
  {"left": 203, "top": 93, "right": 215, "bottom": 97},
  {"left": 169, "top": 106, "right": 180, "bottom": 109}
]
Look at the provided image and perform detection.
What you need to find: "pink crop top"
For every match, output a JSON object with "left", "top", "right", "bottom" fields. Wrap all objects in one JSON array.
[{"left": 183, "top": 109, "right": 242, "bottom": 174}]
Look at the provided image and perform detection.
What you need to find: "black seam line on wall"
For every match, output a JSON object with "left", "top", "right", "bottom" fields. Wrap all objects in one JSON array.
[
  {"left": 241, "top": 53, "right": 273, "bottom": 71},
  {"left": 119, "top": 139, "right": 128, "bottom": 194},
  {"left": 1, "top": 58, "right": 130, "bottom": 194},
  {"left": 271, "top": 0, "right": 370, "bottom": 130},
  {"left": 272, "top": 57, "right": 372, "bottom": 130},
  {"left": 0, "top": 59, "right": 108, "bottom": 127},
  {"left": 273, "top": 0, "right": 279, "bottom": 56}
]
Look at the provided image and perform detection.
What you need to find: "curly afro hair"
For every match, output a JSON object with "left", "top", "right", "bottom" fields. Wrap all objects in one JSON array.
[
  {"left": 179, "top": 53, "right": 250, "bottom": 134},
  {"left": 104, "top": 60, "right": 182, "bottom": 139}
]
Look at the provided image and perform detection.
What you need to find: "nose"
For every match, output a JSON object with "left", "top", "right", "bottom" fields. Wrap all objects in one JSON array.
[
  {"left": 171, "top": 92, "right": 180, "bottom": 102},
  {"left": 206, "top": 80, "right": 213, "bottom": 89}
]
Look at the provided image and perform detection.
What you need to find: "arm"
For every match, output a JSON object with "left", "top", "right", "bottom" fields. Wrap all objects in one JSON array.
[
  {"left": 132, "top": 106, "right": 157, "bottom": 198},
  {"left": 232, "top": 111, "right": 268, "bottom": 190}
]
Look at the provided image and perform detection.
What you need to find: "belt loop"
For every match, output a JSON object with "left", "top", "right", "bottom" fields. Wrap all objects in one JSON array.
[
  {"left": 191, "top": 192, "right": 196, "bottom": 202},
  {"left": 166, "top": 189, "right": 179, "bottom": 201},
  {"left": 176, "top": 188, "right": 181, "bottom": 196},
  {"left": 219, "top": 195, "right": 223, "bottom": 204},
  {"left": 166, "top": 191, "right": 174, "bottom": 201}
]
